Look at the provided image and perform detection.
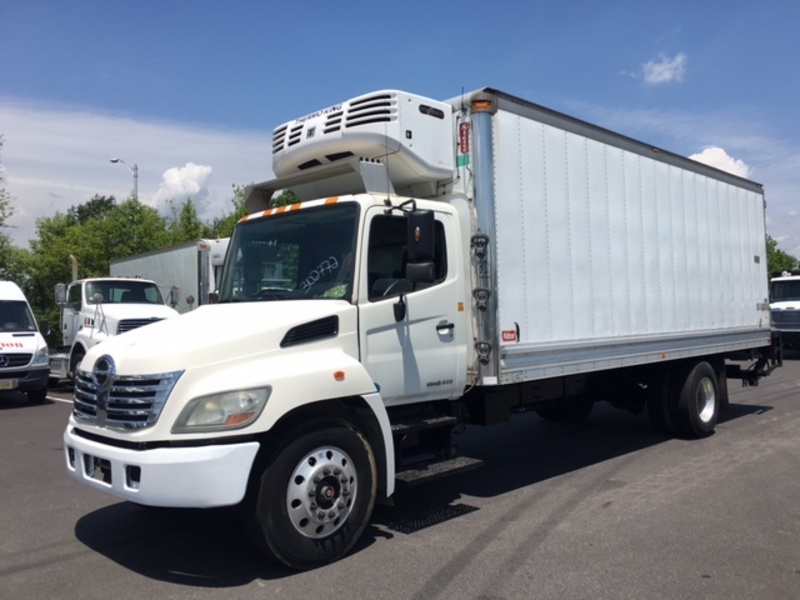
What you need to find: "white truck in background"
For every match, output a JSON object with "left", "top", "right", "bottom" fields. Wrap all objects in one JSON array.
[
  {"left": 64, "top": 88, "right": 780, "bottom": 569},
  {"left": 109, "top": 238, "right": 230, "bottom": 314},
  {"left": 0, "top": 281, "right": 50, "bottom": 403},
  {"left": 769, "top": 273, "right": 800, "bottom": 348},
  {"left": 49, "top": 277, "right": 179, "bottom": 382}
]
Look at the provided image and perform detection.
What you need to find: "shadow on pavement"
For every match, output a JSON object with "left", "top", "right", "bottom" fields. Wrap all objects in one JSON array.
[{"left": 73, "top": 398, "right": 772, "bottom": 585}]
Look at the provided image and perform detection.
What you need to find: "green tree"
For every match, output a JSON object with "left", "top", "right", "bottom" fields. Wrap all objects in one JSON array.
[
  {"left": 0, "top": 134, "right": 19, "bottom": 279},
  {"left": 66, "top": 195, "right": 116, "bottom": 226},
  {"left": 26, "top": 197, "right": 171, "bottom": 344},
  {"left": 766, "top": 235, "right": 797, "bottom": 277},
  {"left": 209, "top": 184, "right": 249, "bottom": 238},
  {"left": 271, "top": 189, "right": 301, "bottom": 207},
  {"left": 166, "top": 198, "right": 212, "bottom": 243}
]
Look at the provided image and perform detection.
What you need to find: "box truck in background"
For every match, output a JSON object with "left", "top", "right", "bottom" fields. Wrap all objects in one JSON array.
[
  {"left": 110, "top": 238, "right": 229, "bottom": 313},
  {"left": 64, "top": 88, "right": 780, "bottom": 569}
]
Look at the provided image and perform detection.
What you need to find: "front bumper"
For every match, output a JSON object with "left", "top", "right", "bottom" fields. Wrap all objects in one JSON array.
[
  {"left": 0, "top": 366, "right": 49, "bottom": 392},
  {"left": 64, "top": 426, "right": 260, "bottom": 508}
]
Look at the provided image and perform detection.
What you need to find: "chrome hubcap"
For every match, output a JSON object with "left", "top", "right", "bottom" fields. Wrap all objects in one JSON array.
[
  {"left": 286, "top": 446, "right": 357, "bottom": 539},
  {"left": 696, "top": 377, "right": 717, "bottom": 423}
]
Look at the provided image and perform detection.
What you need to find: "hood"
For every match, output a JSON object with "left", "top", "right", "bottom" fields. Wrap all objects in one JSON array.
[
  {"left": 81, "top": 300, "right": 354, "bottom": 375},
  {"left": 770, "top": 301, "right": 800, "bottom": 311},
  {"left": 0, "top": 329, "right": 47, "bottom": 372},
  {"left": 90, "top": 302, "right": 179, "bottom": 321},
  {"left": 0, "top": 330, "right": 46, "bottom": 353}
]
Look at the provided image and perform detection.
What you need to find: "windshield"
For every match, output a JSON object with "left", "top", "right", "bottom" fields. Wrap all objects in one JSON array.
[
  {"left": 0, "top": 300, "right": 37, "bottom": 332},
  {"left": 85, "top": 281, "right": 165, "bottom": 305},
  {"left": 770, "top": 279, "right": 800, "bottom": 303},
  {"left": 219, "top": 203, "right": 359, "bottom": 303}
]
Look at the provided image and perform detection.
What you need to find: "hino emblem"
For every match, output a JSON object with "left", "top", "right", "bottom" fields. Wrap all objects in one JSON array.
[{"left": 92, "top": 355, "right": 116, "bottom": 426}]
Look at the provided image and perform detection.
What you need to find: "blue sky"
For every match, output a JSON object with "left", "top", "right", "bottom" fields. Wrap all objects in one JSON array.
[{"left": 2, "top": 1, "right": 799, "bottom": 256}]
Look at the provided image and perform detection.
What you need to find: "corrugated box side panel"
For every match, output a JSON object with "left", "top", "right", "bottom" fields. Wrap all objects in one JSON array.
[
  {"left": 110, "top": 243, "right": 202, "bottom": 313},
  {"left": 492, "top": 109, "right": 768, "bottom": 353}
]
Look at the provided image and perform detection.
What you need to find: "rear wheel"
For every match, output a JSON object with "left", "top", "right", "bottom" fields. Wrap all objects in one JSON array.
[
  {"left": 672, "top": 361, "right": 720, "bottom": 438},
  {"left": 250, "top": 422, "right": 377, "bottom": 570},
  {"left": 647, "top": 367, "right": 678, "bottom": 435}
]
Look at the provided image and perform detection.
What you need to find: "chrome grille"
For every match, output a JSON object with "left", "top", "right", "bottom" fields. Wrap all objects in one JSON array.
[
  {"left": 772, "top": 309, "right": 800, "bottom": 326},
  {"left": 73, "top": 368, "right": 182, "bottom": 430},
  {"left": 0, "top": 353, "right": 33, "bottom": 368},
  {"left": 117, "top": 317, "right": 164, "bottom": 335}
]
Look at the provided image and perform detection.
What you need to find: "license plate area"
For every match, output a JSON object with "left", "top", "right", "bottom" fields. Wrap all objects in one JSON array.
[
  {"left": 83, "top": 455, "right": 112, "bottom": 485},
  {"left": 0, "top": 379, "right": 19, "bottom": 390}
]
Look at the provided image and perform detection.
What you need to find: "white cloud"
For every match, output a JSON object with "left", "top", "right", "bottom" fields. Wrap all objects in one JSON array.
[
  {"left": 642, "top": 52, "right": 687, "bottom": 85},
  {"left": 154, "top": 162, "right": 214, "bottom": 212},
  {"left": 0, "top": 98, "right": 271, "bottom": 248},
  {"left": 689, "top": 146, "right": 751, "bottom": 178}
]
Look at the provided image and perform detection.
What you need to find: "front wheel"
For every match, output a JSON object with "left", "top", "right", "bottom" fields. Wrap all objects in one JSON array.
[
  {"left": 69, "top": 348, "right": 85, "bottom": 380},
  {"left": 250, "top": 422, "right": 377, "bottom": 570}
]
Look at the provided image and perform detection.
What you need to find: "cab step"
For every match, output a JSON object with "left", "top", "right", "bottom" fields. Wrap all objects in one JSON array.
[
  {"left": 395, "top": 456, "right": 484, "bottom": 487},
  {"left": 391, "top": 415, "right": 458, "bottom": 434}
]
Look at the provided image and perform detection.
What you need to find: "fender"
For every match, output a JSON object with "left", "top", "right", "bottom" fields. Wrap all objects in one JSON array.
[{"left": 157, "top": 347, "right": 396, "bottom": 495}]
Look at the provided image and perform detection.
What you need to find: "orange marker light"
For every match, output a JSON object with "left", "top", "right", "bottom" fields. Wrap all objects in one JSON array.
[
  {"left": 334, "top": 371, "right": 346, "bottom": 381},
  {"left": 224, "top": 413, "right": 254, "bottom": 427}
]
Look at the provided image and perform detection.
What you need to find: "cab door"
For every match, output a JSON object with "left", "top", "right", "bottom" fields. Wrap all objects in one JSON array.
[
  {"left": 357, "top": 205, "right": 467, "bottom": 406},
  {"left": 62, "top": 283, "right": 83, "bottom": 346}
]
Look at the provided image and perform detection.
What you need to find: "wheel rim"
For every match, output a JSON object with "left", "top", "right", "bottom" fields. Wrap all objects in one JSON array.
[
  {"left": 286, "top": 445, "right": 357, "bottom": 539},
  {"left": 696, "top": 377, "right": 717, "bottom": 423}
]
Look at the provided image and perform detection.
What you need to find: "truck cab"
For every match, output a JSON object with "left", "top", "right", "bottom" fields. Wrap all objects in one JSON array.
[
  {"left": 769, "top": 274, "right": 800, "bottom": 348},
  {"left": 50, "top": 277, "right": 180, "bottom": 381},
  {"left": 0, "top": 281, "right": 50, "bottom": 403}
]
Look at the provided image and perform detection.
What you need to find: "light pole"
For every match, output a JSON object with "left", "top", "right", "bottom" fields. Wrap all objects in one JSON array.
[{"left": 110, "top": 158, "right": 139, "bottom": 201}]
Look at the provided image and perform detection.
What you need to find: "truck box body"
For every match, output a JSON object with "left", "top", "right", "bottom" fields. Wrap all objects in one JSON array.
[
  {"left": 64, "top": 87, "right": 779, "bottom": 570},
  {"left": 110, "top": 239, "right": 229, "bottom": 313},
  {"left": 474, "top": 91, "right": 769, "bottom": 383}
]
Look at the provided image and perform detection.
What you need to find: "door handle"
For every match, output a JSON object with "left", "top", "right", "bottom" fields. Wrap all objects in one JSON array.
[{"left": 436, "top": 322, "right": 455, "bottom": 334}]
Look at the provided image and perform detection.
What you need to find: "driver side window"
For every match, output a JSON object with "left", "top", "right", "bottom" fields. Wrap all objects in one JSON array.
[{"left": 367, "top": 214, "right": 446, "bottom": 301}]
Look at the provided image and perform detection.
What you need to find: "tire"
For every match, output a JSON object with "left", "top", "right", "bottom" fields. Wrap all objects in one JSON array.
[
  {"left": 69, "top": 348, "right": 85, "bottom": 380},
  {"left": 26, "top": 386, "right": 47, "bottom": 404},
  {"left": 534, "top": 397, "right": 594, "bottom": 422},
  {"left": 672, "top": 361, "right": 720, "bottom": 438},
  {"left": 646, "top": 367, "right": 678, "bottom": 435},
  {"left": 250, "top": 422, "right": 377, "bottom": 570}
]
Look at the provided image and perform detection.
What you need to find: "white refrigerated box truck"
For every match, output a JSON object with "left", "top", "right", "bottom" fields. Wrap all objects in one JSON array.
[
  {"left": 64, "top": 88, "right": 780, "bottom": 569},
  {"left": 109, "top": 238, "right": 229, "bottom": 314}
]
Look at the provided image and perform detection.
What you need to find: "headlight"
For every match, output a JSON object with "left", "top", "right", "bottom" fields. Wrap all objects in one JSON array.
[
  {"left": 172, "top": 386, "right": 271, "bottom": 433},
  {"left": 32, "top": 347, "right": 49, "bottom": 366}
]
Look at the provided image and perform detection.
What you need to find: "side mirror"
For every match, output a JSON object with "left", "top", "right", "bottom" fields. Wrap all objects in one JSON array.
[
  {"left": 39, "top": 320, "right": 50, "bottom": 337},
  {"left": 406, "top": 210, "right": 436, "bottom": 284},
  {"left": 407, "top": 210, "right": 435, "bottom": 262},
  {"left": 54, "top": 283, "right": 67, "bottom": 308}
]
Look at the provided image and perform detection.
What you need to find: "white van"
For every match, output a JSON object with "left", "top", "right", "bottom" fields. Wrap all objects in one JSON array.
[{"left": 0, "top": 281, "right": 49, "bottom": 403}]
